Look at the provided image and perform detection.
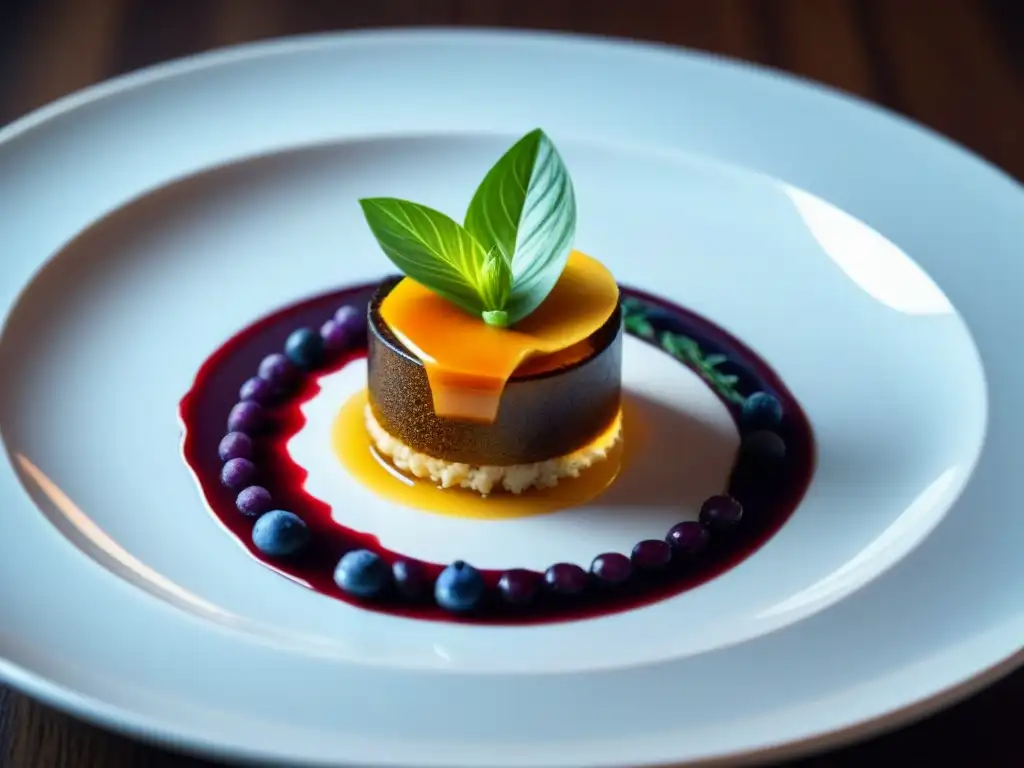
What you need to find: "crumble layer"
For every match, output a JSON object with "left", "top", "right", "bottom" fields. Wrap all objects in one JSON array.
[{"left": 364, "top": 405, "right": 622, "bottom": 496}]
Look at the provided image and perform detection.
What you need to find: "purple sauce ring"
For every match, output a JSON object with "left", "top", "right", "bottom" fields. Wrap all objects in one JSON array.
[{"left": 191, "top": 289, "right": 811, "bottom": 621}]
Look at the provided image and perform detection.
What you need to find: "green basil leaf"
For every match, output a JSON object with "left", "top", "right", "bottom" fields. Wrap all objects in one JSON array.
[
  {"left": 359, "top": 197, "right": 488, "bottom": 316},
  {"left": 464, "top": 129, "right": 576, "bottom": 324}
]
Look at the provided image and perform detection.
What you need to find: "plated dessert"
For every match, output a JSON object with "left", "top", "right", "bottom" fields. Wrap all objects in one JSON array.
[
  {"left": 179, "top": 129, "right": 815, "bottom": 623},
  {"left": 360, "top": 128, "right": 623, "bottom": 496}
]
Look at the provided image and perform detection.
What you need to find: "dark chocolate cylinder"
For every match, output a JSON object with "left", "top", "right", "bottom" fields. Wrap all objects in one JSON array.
[{"left": 367, "top": 277, "right": 623, "bottom": 466}]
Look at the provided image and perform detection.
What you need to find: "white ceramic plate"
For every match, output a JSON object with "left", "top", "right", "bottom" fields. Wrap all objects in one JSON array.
[{"left": 0, "top": 29, "right": 1020, "bottom": 767}]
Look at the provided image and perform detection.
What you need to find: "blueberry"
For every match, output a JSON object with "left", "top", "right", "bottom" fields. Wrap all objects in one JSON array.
[
  {"left": 543, "top": 563, "right": 588, "bottom": 597},
  {"left": 335, "top": 304, "right": 367, "bottom": 338},
  {"left": 220, "top": 457, "right": 256, "bottom": 491},
  {"left": 741, "top": 392, "right": 783, "bottom": 431},
  {"left": 732, "top": 430, "right": 788, "bottom": 499},
  {"left": 235, "top": 485, "right": 273, "bottom": 518},
  {"left": 590, "top": 553, "right": 632, "bottom": 586},
  {"left": 251, "top": 510, "right": 309, "bottom": 557},
  {"left": 699, "top": 494, "right": 744, "bottom": 531},
  {"left": 319, "top": 319, "right": 349, "bottom": 352},
  {"left": 321, "top": 306, "right": 365, "bottom": 351},
  {"left": 740, "top": 430, "right": 787, "bottom": 464},
  {"left": 218, "top": 431, "right": 253, "bottom": 462},
  {"left": 334, "top": 549, "right": 391, "bottom": 598},
  {"left": 258, "top": 353, "right": 298, "bottom": 388},
  {"left": 392, "top": 558, "right": 430, "bottom": 599},
  {"left": 667, "top": 521, "right": 711, "bottom": 555},
  {"left": 239, "top": 375, "right": 277, "bottom": 404},
  {"left": 227, "top": 401, "right": 264, "bottom": 434},
  {"left": 631, "top": 539, "right": 673, "bottom": 570},
  {"left": 497, "top": 569, "right": 541, "bottom": 606},
  {"left": 435, "top": 560, "right": 485, "bottom": 612},
  {"left": 284, "top": 327, "right": 324, "bottom": 369}
]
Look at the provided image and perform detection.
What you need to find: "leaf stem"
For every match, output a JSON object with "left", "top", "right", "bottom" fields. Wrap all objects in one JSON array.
[{"left": 482, "top": 310, "right": 510, "bottom": 328}]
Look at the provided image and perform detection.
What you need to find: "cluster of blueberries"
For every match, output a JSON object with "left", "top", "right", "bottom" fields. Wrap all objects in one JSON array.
[
  {"left": 333, "top": 492, "right": 749, "bottom": 613},
  {"left": 215, "top": 294, "right": 789, "bottom": 615},
  {"left": 731, "top": 390, "right": 788, "bottom": 490},
  {"left": 216, "top": 304, "right": 366, "bottom": 557}
]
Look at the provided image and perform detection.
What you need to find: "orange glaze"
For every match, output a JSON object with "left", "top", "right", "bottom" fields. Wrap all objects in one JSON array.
[
  {"left": 513, "top": 339, "right": 595, "bottom": 377},
  {"left": 379, "top": 250, "right": 619, "bottom": 423},
  {"left": 333, "top": 389, "right": 629, "bottom": 520}
]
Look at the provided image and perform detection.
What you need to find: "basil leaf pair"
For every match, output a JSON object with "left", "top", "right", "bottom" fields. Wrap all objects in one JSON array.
[{"left": 358, "top": 129, "right": 576, "bottom": 327}]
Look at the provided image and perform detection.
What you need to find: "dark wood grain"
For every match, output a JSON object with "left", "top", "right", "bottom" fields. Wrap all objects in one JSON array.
[{"left": 0, "top": 1, "right": 1021, "bottom": 766}]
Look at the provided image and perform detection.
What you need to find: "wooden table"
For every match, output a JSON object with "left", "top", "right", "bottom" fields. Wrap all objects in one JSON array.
[{"left": 0, "top": 1, "right": 1020, "bottom": 766}]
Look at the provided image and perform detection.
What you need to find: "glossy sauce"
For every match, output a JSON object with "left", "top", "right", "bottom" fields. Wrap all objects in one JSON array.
[
  {"left": 333, "top": 388, "right": 625, "bottom": 520},
  {"left": 179, "top": 281, "right": 815, "bottom": 625},
  {"left": 380, "top": 250, "right": 620, "bottom": 422}
]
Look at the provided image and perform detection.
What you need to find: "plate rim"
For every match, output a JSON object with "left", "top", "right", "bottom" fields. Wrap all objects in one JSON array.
[
  {"left": 0, "top": 26, "right": 1021, "bottom": 767},
  {"left": 2, "top": 26, "right": 1021, "bottom": 191},
  {"left": 1, "top": 641, "right": 1021, "bottom": 768}
]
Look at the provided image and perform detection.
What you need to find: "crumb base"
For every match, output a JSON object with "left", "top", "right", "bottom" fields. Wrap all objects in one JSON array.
[{"left": 364, "top": 405, "right": 622, "bottom": 496}]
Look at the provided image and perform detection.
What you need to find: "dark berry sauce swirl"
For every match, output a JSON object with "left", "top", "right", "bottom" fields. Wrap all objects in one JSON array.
[{"left": 179, "top": 281, "right": 814, "bottom": 625}]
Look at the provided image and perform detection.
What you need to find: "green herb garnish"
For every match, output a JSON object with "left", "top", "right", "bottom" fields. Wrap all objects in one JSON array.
[
  {"left": 620, "top": 297, "right": 745, "bottom": 405},
  {"left": 359, "top": 129, "right": 577, "bottom": 328}
]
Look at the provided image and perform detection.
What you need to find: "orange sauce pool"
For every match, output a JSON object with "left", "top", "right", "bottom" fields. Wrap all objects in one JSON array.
[{"left": 332, "top": 389, "right": 629, "bottom": 520}]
